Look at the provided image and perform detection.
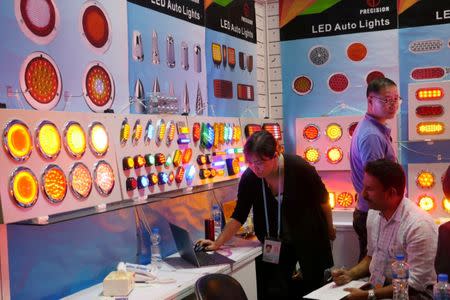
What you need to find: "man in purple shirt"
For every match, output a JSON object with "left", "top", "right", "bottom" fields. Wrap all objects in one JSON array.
[{"left": 350, "top": 77, "right": 400, "bottom": 261}]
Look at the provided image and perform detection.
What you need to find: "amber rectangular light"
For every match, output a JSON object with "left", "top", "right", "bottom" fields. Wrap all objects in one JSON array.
[
  {"left": 416, "top": 122, "right": 445, "bottom": 135},
  {"left": 415, "top": 87, "right": 444, "bottom": 100}
]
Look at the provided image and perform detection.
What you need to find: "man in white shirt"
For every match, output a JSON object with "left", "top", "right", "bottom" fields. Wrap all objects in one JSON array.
[{"left": 332, "top": 159, "right": 437, "bottom": 300}]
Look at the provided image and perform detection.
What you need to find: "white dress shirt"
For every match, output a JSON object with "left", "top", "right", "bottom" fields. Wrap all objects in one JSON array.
[{"left": 367, "top": 197, "right": 438, "bottom": 291}]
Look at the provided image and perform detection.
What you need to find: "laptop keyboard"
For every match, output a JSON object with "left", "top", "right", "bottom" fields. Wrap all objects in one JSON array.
[{"left": 196, "top": 252, "right": 234, "bottom": 266}]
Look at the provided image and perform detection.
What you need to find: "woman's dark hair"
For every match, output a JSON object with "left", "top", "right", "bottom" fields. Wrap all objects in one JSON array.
[
  {"left": 243, "top": 130, "right": 277, "bottom": 159},
  {"left": 364, "top": 159, "right": 405, "bottom": 197},
  {"left": 366, "top": 77, "right": 397, "bottom": 97}
]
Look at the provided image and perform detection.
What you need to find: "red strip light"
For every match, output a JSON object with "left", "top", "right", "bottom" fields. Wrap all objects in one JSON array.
[
  {"left": 411, "top": 67, "right": 446, "bottom": 80},
  {"left": 263, "top": 123, "right": 282, "bottom": 140},
  {"left": 416, "top": 105, "right": 444, "bottom": 117},
  {"left": 193, "top": 122, "right": 200, "bottom": 142},
  {"left": 175, "top": 167, "right": 185, "bottom": 183},
  {"left": 182, "top": 148, "right": 192, "bottom": 164},
  {"left": 415, "top": 87, "right": 444, "bottom": 100},
  {"left": 244, "top": 124, "right": 262, "bottom": 138}
]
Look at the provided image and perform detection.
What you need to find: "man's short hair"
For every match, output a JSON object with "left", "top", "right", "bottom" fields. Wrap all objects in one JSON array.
[
  {"left": 364, "top": 159, "right": 405, "bottom": 197},
  {"left": 366, "top": 77, "right": 397, "bottom": 97}
]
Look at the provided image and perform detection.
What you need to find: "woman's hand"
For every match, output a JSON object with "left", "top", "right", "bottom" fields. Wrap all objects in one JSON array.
[{"left": 195, "top": 239, "right": 220, "bottom": 251}]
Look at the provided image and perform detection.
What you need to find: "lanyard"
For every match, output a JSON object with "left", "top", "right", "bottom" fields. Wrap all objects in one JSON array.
[{"left": 261, "top": 155, "right": 283, "bottom": 239}]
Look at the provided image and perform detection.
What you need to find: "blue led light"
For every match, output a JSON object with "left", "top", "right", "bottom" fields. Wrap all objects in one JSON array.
[
  {"left": 226, "top": 148, "right": 234, "bottom": 155},
  {"left": 186, "top": 165, "right": 196, "bottom": 180},
  {"left": 137, "top": 175, "right": 149, "bottom": 189},
  {"left": 212, "top": 161, "right": 226, "bottom": 167},
  {"left": 158, "top": 172, "right": 169, "bottom": 185},
  {"left": 177, "top": 137, "right": 191, "bottom": 144},
  {"left": 145, "top": 122, "right": 154, "bottom": 142}
]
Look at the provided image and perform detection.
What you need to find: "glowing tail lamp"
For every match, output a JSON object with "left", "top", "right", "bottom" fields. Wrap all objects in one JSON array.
[
  {"left": 154, "top": 153, "right": 166, "bottom": 166},
  {"left": 199, "top": 168, "right": 211, "bottom": 179},
  {"left": 233, "top": 125, "right": 241, "bottom": 143},
  {"left": 416, "top": 105, "right": 444, "bottom": 118},
  {"left": 157, "top": 119, "right": 166, "bottom": 144},
  {"left": 193, "top": 122, "right": 201, "bottom": 143},
  {"left": 226, "top": 158, "right": 240, "bottom": 176},
  {"left": 175, "top": 167, "right": 185, "bottom": 183},
  {"left": 210, "top": 168, "right": 217, "bottom": 178},
  {"left": 418, "top": 195, "right": 435, "bottom": 211},
  {"left": 168, "top": 171, "right": 174, "bottom": 184},
  {"left": 145, "top": 120, "right": 154, "bottom": 144},
  {"left": 326, "top": 147, "right": 343, "bottom": 164},
  {"left": 443, "top": 198, "right": 450, "bottom": 213},
  {"left": 145, "top": 154, "right": 154, "bottom": 167},
  {"left": 328, "top": 73, "right": 349, "bottom": 93},
  {"left": 415, "top": 87, "right": 444, "bottom": 101},
  {"left": 132, "top": 120, "right": 143, "bottom": 144},
  {"left": 416, "top": 171, "right": 435, "bottom": 188},
  {"left": 348, "top": 122, "right": 358, "bottom": 137},
  {"left": 200, "top": 123, "right": 214, "bottom": 149},
  {"left": 165, "top": 155, "right": 173, "bottom": 167},
  {"left": 337, "top": 192, "right": 353, "bottom": 208},
  {"left": 89, "top": 122, "right": 109, "bottom": 156},
  {"left": 10, "top": 167, "right": 38, "bottom": 208},
  {"left": 304, "top": 147, "right": 320, "bottom": 164},
  {"left": 173, "top": 150, "right": 182, "bottom": 167},
  {"left": 148, "top": 173, "right": 158, "bottom": 186},
  {"left": 69, "top": 162, "right": 92, "bottom": 199},
  {"left": 244, "top": 124, "right": 261, "bottom": 138},
  {"left": 93, "top": 160, "right": 115, "bottom": 196},
  {"left": 416, "top": 122, "right": 445, "bottom": 135},
  {"left": 122, "top": 156, "right": 134, "bottom": 170},
  {"left": 212, "top": 43, "right": 222, "bottom": 66},
  {"left": 137, "top": 175, "right": 149, "bottom": 189},
  {"left": 228, "top": 47, "right": 236, "bottom": 68},
  {"left": 186, "top": 165, "right": 196, "bottom": 182},
  {"left": 83, "top": 62, "right": 114, "bottom": 112},
  {"left": 329, "top": 192, "right": 336, "bottom": 209},
  {"left": 64, "top": 121, "right": 86, "bottom": 158},
  {"left": 309, "top": 46, "right": 330, "bottom": 66},
  {"left": 183, "top": 148, "right": 193, "bottom": 164},
  {"left": 263, "top": 123, "right": 282, "bottom": 141},
  {"left": 366, "top": 70, "right": 385, "bottom": 85},
  {"left": 218, "top": 123, "right": 225, "bottom": 145},
  {"left": 325, "top": 123, "right": 343, "bottom": 142},
  {"left": 3, "top": 120, "right": 33, "bottom": 162},
  {"left": 409, "top": 39, "right": 444, "bottom": 53},
  {"left": 347, "top": 42, "right": 367, "bottom": 62},
  {"left": 292, "top": 75, "right": 313, "bottom": 96},
  {"left": 213, "top": 123, "right": 220, "bottom": 148},
  {"left": 20, "top": 52, "right": 62, "bottom": 110},
  {"left": 166, "top": 121, "right": 176, "bottom": 146},
  {"left": 410, "top": 67, "right": 447, "bottom": 81},
  {"left": 197, "top": 155, "right": 206, "bottom": 165},
  {"left": 134, "top": 155, "right": 146, "bottom": 169},
  {"left": 158, "top": 172, "right": 168, "bottom": 185},
  {"left": 120, "top": 118, "right": 130, "bottom": 145},
  {"left": 80, "top": 1, "right": 111, "bottom": 53},
  {"left": 126, "top": 177, "right": 137, "bottom": 191},
  {"left": 303, "top": 124, "right": 320, "bottom": 141},
  {"left": 15, "top": 0, "right": 59, "bottom": 44},
  {"left": 36, "top": 121, "right": 61, "bottom": 159},
  {"left": 42, "top": 164, "right": 67, "bottom": 203}
]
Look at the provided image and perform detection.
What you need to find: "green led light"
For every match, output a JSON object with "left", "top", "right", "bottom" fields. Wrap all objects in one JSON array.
[
  {"left": 165, "top": 155, "right": 173, "bottom": 167},
  {"left": 235, "top": 148, "right": 243, "bottom": 153}
]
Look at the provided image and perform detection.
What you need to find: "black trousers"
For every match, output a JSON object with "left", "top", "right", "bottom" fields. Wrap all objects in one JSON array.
[{"left": 353, "top": 209, "right": 368, "bottom": 262}]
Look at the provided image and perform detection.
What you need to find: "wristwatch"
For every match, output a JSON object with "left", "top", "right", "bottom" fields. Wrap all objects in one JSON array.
[{"left": 367, "top": 289, "right": 376, "bottom": 300}]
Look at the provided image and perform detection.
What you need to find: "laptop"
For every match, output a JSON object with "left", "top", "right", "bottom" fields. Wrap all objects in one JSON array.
[{"left": 169, "top": 223, "right": 235, "bottom": 267}]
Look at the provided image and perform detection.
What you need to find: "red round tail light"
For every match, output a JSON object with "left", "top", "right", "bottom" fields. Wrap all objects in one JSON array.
[
  {"left": 328, "top": 73, "right": 349, "bottom": 93},
  {"left": 80, "top": 0, "right": 111, "bottom": 53},
  {"left": 83, "top": 62, "right": 114, "bottom": 112}
]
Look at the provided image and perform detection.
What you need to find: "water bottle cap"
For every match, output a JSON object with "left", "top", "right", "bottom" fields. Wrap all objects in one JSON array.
[
  {"left": 151, "top": 227, "right": 159, "bottom": 234},
  {"left": 438, "top": 274, "right": 449, "bottom": 282},
  {"left": 395, "top": 254, "right": 405, "bottom": 261}
]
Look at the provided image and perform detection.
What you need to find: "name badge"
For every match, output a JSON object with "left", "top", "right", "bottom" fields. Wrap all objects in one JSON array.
[{"left": 262, "top": 239, "right": 282, "bottom": 264}]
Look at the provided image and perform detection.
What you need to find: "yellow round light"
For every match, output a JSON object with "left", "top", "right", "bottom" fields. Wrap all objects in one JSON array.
[
  {"left": 89, "top": 122, "right": 109, "bottom": 156},
  {"left": 337, "top": 192, "right": 353, "bottom": 208},
  {"left": 443, "top": 198, "right": 450, "bottom": 213},
  {"left": 327, "top": 147, "right": 343, "bottom": 164},
  {"left": 64, "top": 122, "right": 86, "bottom": 158},
  {"left": 304, "top": 147, "right": 320, "bottom": 163},
  {"left": 325, "top": 123, "right": 343, "bottom": 142},
  {"left": 42, "top": 165, "right": 67, "bottom": 203},
  {"left": 416, "top": 171, "right": 435, "bottom": 188},
  {"left": 418, "top": 195, "right": 434, "bottom": 211},
  {"left": 69, "top": 162, "right": 92, "bottom": 199},
  {"left": 36, "top": 121, "right": 61, "bottom": 159},
  {"left": 10, "top": 167, "right": 38, "bottom": 208},
  {"left": 94, "top": 160, "right": 115, "bottom": 195},
  {"left": 4, "top": 120, "right": 32, "bottom": 161}
]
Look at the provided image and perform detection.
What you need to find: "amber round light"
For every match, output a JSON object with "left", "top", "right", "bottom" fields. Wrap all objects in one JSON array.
[
  {"left": 327, "top": 147, "right": 343, "bottom": 164},
  {"left": 347, "top": 42, "right": 367, "bottom": 62},
  {"left": 325, "top": 123, "right": 343, "bottom": 142},
  {"left": 3, "top": 120, "right": 33, "bottom": 162},
  {"left": 418, "top": 195, "right": 434, "bottom": 211},
  {"left": 64, "top": 122, "right": 86, "bottom": 158},
  {"left": 304, "top": 147, "right": 320, "bottom": 164},
  {"left": 36, "top": 121, "right": 61, "bottom": 159},
  {"left": 83, "top": 62, "right": 114, "bottom": 112},
  {"left": 292, "top": 75, "right": 313, "bottom": 96},
  {"left": 42, "top": 164, "right": 67, "bottom": 203},
  {"left": 443, "top": 198, "right": 450, "bottom": 213},
  {"left": 10, "top": 167, "right": 38, "bottom": 208},
  {"left": 89, "top": 122, "right": 108, "bottom": 157},
  {"left": 303, "top": 124, "right": 320, "bottom": 141},
  {"left": 337, "top": 192, "right": 353, "bottom": 208},
  {"left": 93, "top": 160, "right": 115, "bottom": 196},
  {"left": 416, "top": 171, "right": 435, "bottom": 189},
  {"left": 81, "top": 1, "right": 110, "bottom": 51},
  {"left": 69, "top": 162, "right": 92, "bottom": 199}
]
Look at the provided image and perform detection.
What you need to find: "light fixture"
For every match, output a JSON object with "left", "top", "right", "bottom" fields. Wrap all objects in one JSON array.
[
  {"left": 415, "top": 87, "right": 444, "bottom": 101},
  {"left": 144, "top": 120, "right": 154, "bottom": 144},
  {"left": 183, "top": 148, "right": 193, "bottom": 164},
  {"left": 126, "top": 177, "right": 137, "bottom": 191},
  {"left": 158, "top": 172, "right": 168, "bottom": 185},
  {"left": 309, "top": 45, "right": 330, "bottom": 66},
  {"left": 148, "top": 173, "right": 158, "bottom": 186},
  {"left": 175, "top": 167, "right": 185, "bottom": 183},
  {"left": 199, "top": 168, "right": 211, "bottom": 180},
  {"left": 263, "top": 123, "right": 282, "bottom": 140},
  {"left": 42, "top": 164, "right": 67, "bottom": 203},
  {"left": 120, "top": 118, "right": 130, "bottom": 145},
  {"left": 226, "top": 158, "right": 240, "bottom": 176},
  {"left": 233, "top": 124, "right": 241, "bottom": 143},
  {"left": 328, "top": 192, "right": 335, "bottom": 209},
  {"left": 292, "top": 75, "right": 313, "bottom": 96},
  {"left": 218, "top": 123, "right": 225, "bottom": 145},
  {"left": 304, "top": 147, "right": 320, "bottom": 164},
  {"left": 69, "top": 162, "right": 92, "bottom": 199},
  {"left": 166, "top": 121, "right": 176, "bottom": 146},
  {"left": 173, "top": 150, "right": 182, "bottom": 167},
  {"left": 137, "top": 175, "right": 149, "bottom": 189},
  {"left": 165, "top": 155, "right": 173, "bottom": 167},
  {"left": 192, "top": 122, "right": 201, "bottom": 143},
  {"left": 3, "top": 120, "right": 33, "bottom": 162},
  {"left": 145, "top": 154, "right": 154, "bottom": 167},
  {"left": 64, "top": 121, "right": 86, "bottom": 158},
  {"left": 197, "top": 154, "right": 206, "bottom": 165},
  {"left": 303, "top": 124, "right": 320, "bottom": 141},
  {"left": 213, "top": 123, "right": 220, "bottom": 148},
  {"left": 411, "top": 67, "right": 446, "bottom": 81},
  {"left": 337, "top": 192, "right": 353, "bottom": 208},
  {"left": 348, "top": 122, "right": 358, "bottom": 137},
  {"left": 83, "top": 61, "right": 114, "bottom": 112},
  {"left": 154, "top": 153, "right": 166, "bottom": 166},
  {"left": 168, "top": 171, "right": 174, "bottom": 184},
  {"left": 93, "top": 160, "right": 115, "bottom": 196},
  {"left": 80, "top": 0, "right": 111, "bottom": 53},
  {"left": 327, "top": 146, "right": 343, "bottom": 164},
  {"left": 157, "top": 119, "right": 166, "bottom": 144},
  {"left": 415, "top": 105, "right": 444, "bottom": 117},
  {"left": 325, "top": 123, "right": 343, "bottom": 142},
  {"left": 211, "top": 43, "right": 222, "bottom": 66},
  {"left": 36, "top": 120, "right": 61, "bottom": 159},
  {"left": 200, "top": 123, "right": 214, "bottom": 149},
  {"left": 416, "top": 171, "right": 435, "bottom": 188},
  {"left": 132, "top": 119, "right": 142, "bottom": 144},
  {"left": 244, "top": 124, "right": 262, "bottom": 138},
  {"left": 443, "top": 197, "right": 450, "bottom": 213},
  {"left": 418, "top": 195, "right": 434, "bottom": 211},
  {"left": 122, "top": 156, "right": 134, "bottom": 170},
  {"left": 328, "top": 73, "right": 349, "bottom": 93},
  {"left": 89, "top": 122, "right": 109, "bottom": 157},
  {"left": 9, "top": 167, "right": 38, "bottom": 208},
  {"left": 416, "top": 122, "right": 445, "bottom": 135}
]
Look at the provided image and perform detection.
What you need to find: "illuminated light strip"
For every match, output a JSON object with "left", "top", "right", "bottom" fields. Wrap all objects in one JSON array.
[
  {"left": 263, "top": 123, "right": 282, "bottom": 140},
  {"left": 213, "top": 123, "right": 220, "bottom": 148},
  {"left": 157, "top": 119, "right": 166, "bottom": 143},
  {"left": 235, "top": 148, "right": 243, "bottom": 154},
  {"left": 192, "top": 122, "right": 201, "bottom": 143},
  {"left": 212, "top": 161, "right": 226, "bottom": 167},
  {"left": 415, "top": 87, "right": 444, "bottom": 100},
  {"left": 182, "top": 148, "right": 193, "bottom": 164},
  {"left": 177, "top": 137, "right": 190, "bottom": 145},
  {"left": 219, "top": 123, "right": 225, "bottom": 145},
  {"left": 166, "top": 121, "right": 176, "bottom": 145},
  {"left": 175, "top": 167, "right": 185, "bottom": 183},
  {"left": 244, "top": 124, "right": 262, "bottom": 138},
  {"left": 154, "top": 153, "right": 166, "bottom": 166},
  {"left": 178, "top": 126, "right": 189, "bottom": 135},
  {"left": 120, "top": 118, "right": 130, "bottom": 145},
  {"left": 329, "top": 192, "right": 336, "bottom": 209},
  {"left": 415, "top": 105, "right": 444, "bottom": 117},
  {"left": 225, "top": 124, "right": 233, "bottom": 143},
  {"left": 213, "top": 151, "right": 226, "bottom": 156},
  {"left": 418, "top": 195, "right": 435, "bottom": 211},
  {"left": 144, "top": 120, "right": 154, "bottom": 144},
  {"left": 173, "top": 150, "right": 182, "bottom": 167},
  {"left": 132, "top": 120, "right": 143, "bottom": 144},
  {"left": 232, "top": 125, "right": 241, "bottom": 143},
  {"left": 416, "top": 122, "right": 445, "bottom": 135}
]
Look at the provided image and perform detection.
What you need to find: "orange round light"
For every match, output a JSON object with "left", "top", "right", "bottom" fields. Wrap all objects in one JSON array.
[
  {"left": 83, "top": 62, "right": 114, "bottom": 112},
  {"left": 3, "top": 120, "right": 32, "bottom": 161},
  {"left": 325, "top": 123, "right": 343, "bottom": 142},
  {"left": 64, "top": 122, "right": 86, "bottom": 158},
  {"left": 10, "top": 167, "right": 38, "bottom": 208},
  {"left": 443, "top": 198, "right": 450, "bottom": 213},
  {"left": 418, "top": 195, "right": 434, "bottom": 211},
  {"left": 69, "top": 162, "right": 92, "bottom": 199},
  {"left": 337, "top": 192, "right": 353, "bottom": 208},
  {"left": 42, "top": 164, "right": 67, "bottom": 203},
  {"left": 304, "top": 147, "right": 320, "bottom": 163},
  {"left": 303, "top": 124, "right": 320, "bottom": 141},
  {"left": 94, "top": 160, "right": 114, "bottom": 196},
  {"left": 327, "top": 147, "right": 343, "bottom": 164},
  {"left": 81, "top": 1, "right": 110, "bottom": 51},
  {"left": 89, "top": 122, "right": 108, "bottom": 157},
  {"left": 416, "top": 171, "right": 435, "bottom": 189},
  {"left": 347, "top": 42, "right": 367, "bottom": 62},
  {"left": 36, "top": 121, "right": 61, "bottom": 159}
]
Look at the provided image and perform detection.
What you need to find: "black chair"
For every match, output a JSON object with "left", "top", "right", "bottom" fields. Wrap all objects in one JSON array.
[
  {"left": 435, "top": 221, "right": 450, "bottom": 277},
  {"left": 194, "top": 273, "right": 248, "bottom": 300}
]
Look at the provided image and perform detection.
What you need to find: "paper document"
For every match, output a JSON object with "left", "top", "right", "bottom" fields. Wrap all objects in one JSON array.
[{"left": 304, "top": 280, "right": 367, "bottom": 300}]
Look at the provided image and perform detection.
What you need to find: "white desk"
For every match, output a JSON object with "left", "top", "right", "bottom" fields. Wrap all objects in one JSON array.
[{"left": 64, "top": 238, "right": 261, "bottom": 300}]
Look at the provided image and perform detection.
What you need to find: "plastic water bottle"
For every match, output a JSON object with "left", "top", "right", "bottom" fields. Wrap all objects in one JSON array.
[
  {"left": 150, "top": 227, "right": 162, "bottom": 269},
  {"left": 212, "top": 204, "right": 222, "bottom": 240},
  {"left": 433, "top": 274, "right": 450, "bottom": 300},
  {"left": 392, "top": 254, "right": 409, "bottom": 300}
]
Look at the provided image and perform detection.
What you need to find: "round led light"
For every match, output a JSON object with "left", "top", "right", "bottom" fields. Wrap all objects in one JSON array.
[
  {"left": 36, "top": 121, "right": 61, "bottom": 159},
  {"left": 443, "top": 198, "right": 450, "bottom": 214},
  {"left": 93, "top": 160, "right": 115, "bottom": 196},
  {"left": 337, "top": 192, "right": 353, "bottom": 208},
  {"left": 42, "top": 164, "right": 67, "bottom": 203},
  {"left": 292, "top": 75, "right": 313, "bottom": 96},
  {"left": 303, "top": 124, "right": 320, "bottom": 141},
  {"left": 418, "top": 195, "right": 434, "bottom": 212},
  {"left": 308, "top": 46, "right": 330, "bottom": 66},
  {"left": 15, "top": 0, "right": 59, "bottom": 44},
  {"left": 83, "top": 62, "right": 114, "bottom": 112},
  {"left": 328, "top": 73, "right": 349, "bottom": 93},
  {"left": 325, "top": 123, "right": 343, "bottom": 142},
  {"left": 89, "top": 122, "right": 108, "bottom": 157},
  {"left": 304, "top": 147, "right": 320, "bottom": 164},
  {"left": 10, "top": 167, "right": 38, "bottom": 208},
  {"left": 366, "top": 70, "right": 385, "bottom": 85},
  {"left": 348, "top": 122, "right": 358, "bottom": 137},
  {"left": 80, "top": 0, "right": 111, "bottom": 53},
  {"left": 64, "top": 121, "right": 86, "bottom": 158},
  {"left": 69, "top": 162, "right": 92, "bottom": 199},
  {"left": 416, "top": 171, "right": 435, "bottom": 189},
  {"left": 327, "top": 147, "right": 343, "bottom": 164},
  {"left": 347, "top": 42, "right": 367, "bottom": 62},
  {"left": 3, "top": 120, "right": 33, "bottom": 162},
  {"left": 19, "top": 52, "right": 62, "bottom": 110}
]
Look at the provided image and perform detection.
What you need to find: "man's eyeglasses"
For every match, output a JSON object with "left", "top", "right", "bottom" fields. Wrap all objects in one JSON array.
[{"left": 372, "top": 96, "right": 403, "bottom": 105}]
